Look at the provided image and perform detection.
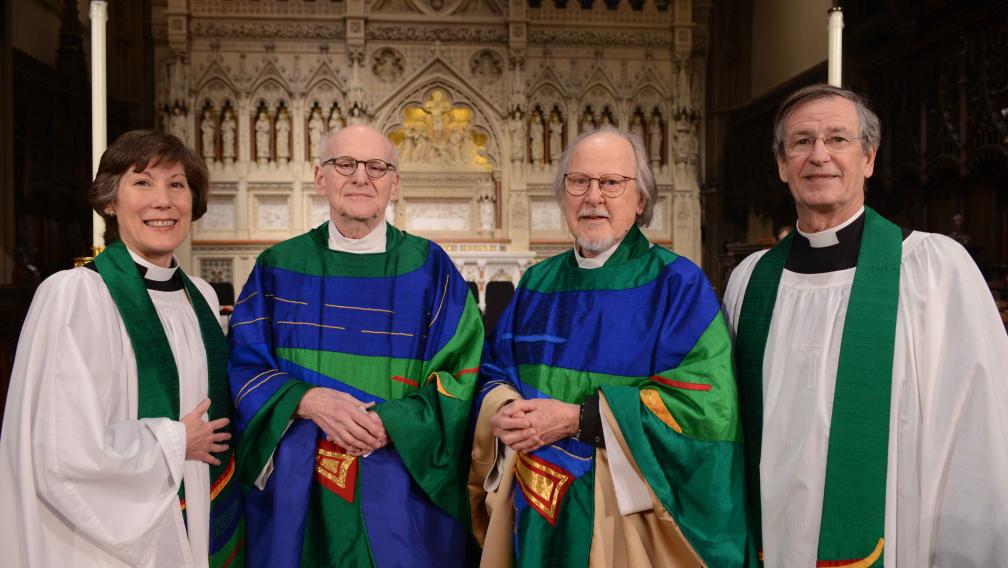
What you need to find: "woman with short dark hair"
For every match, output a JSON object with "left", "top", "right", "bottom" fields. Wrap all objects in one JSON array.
[{"left": 0, "top": 130, "right": 244, "bottom": 567}]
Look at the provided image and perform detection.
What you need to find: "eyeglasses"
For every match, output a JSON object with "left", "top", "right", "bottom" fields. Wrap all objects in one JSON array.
[
  {"left": 321, "top": 156, "right": 397, "bottom": 179},
  {"left": 785, "top": 135, "right": 864, "bottom": 156},
  {"left": 563, "top": 173, "right": 636, "bottom": 198}
]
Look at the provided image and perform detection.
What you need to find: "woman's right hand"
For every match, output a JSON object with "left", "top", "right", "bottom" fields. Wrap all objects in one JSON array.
[{"left": 181, "top": 399, "right": 231, "bottom": 466}]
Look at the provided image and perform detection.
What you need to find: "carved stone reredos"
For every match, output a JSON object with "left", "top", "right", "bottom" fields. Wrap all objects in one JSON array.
[{"left": 154, "top": 0, "right": 709, "bottom": 278}]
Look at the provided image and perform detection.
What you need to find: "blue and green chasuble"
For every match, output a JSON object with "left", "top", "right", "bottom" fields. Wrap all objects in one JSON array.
[
  {"left": 477, "top": 226, "right": 747, "bottom": 566},
  {"left": 229, "top": 222, "right": 483, "bottom": 567}
]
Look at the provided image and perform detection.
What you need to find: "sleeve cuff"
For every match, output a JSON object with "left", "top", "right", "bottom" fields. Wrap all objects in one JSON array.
[{"left": 577, "top": 392, "right": 606, "bottom": 448}]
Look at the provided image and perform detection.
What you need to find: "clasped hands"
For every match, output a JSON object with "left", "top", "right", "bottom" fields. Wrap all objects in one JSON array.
[
  {"left": 490, "top": 398, "right": 580, "bottom": 453},
  {"left": 296, "top": 388, "right": 389, "bottom": 456}
]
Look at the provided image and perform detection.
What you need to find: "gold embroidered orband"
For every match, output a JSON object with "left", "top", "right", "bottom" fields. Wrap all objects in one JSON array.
[{"left": 514, "top": 453, "right": 573, "bottom": 526}]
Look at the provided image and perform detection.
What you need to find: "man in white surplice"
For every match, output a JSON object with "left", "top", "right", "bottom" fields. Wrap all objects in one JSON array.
[{"left": 722, "top": 84, "right": 1008, "bottom": 567}]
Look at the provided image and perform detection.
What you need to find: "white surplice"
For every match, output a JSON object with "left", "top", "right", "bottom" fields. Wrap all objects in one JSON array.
[
  {"left": 722, "top": 222, "right": 1008, "bottom": 567},
  {"left": 0, "top": 250, "right": 222, "bottom": 567}
]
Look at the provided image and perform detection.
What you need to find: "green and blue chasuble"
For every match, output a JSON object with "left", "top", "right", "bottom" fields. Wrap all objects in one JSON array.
[
  {"left": 229, "top": 223, "right": 483, "bottom": 567},
  {"left": 94, "top": 240, "right": 245, "bottom": 567},
  {"left": 477, "top": 226, "right": 747, "bottom": 566}
]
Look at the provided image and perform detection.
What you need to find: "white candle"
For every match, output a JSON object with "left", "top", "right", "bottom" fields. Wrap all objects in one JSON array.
[
  {"left": 90, "top": 1, "right": 108, "bottom": 251},
  {"left": 827, "top": 6, "right": 844, "bottom": 87}
]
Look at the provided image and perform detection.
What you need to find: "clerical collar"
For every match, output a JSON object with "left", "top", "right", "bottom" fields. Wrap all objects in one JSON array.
[
  {"left": 127, "top": 248, "right": 184, "bottom": 291},
  {"left": 574, "top": 239, "right": 621, "bottom": 269},
  {"left": 329, "top": 220, "right": 387, "bottom": 253},
  {"left": 786, "top": 208, "right": 865, "bottom": 274},
  {"left": 87, "top": 246, "right": 183, "bottom": 291}
]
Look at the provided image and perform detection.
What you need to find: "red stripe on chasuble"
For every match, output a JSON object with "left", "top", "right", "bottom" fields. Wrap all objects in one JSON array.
[
  {"left": 454, "top": 367, "right": 480, "bottom": 376},
  {"left": 391, "top": 375, "right": 420, "bottom": 387},
  {"left": 315, "top": 440, "right": 358, "bottom": 503},
  {"left": 649, "top": 374, "right": 713, "bottom": 391}
]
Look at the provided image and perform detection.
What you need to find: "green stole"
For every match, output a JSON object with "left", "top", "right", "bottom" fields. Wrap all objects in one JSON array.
[
  {"left": 735, "top": 207, "right": 902, "bottom": 565},
  {"left": 93, "top": 240, "right": 244, "bottom": 566}
]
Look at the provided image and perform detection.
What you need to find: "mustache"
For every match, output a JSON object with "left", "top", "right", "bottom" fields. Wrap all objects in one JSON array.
[{"left": 578, "top": 207, "right": 610, "bottom": 219}]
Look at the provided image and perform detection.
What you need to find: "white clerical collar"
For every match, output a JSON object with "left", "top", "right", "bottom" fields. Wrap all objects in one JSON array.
[
  {"left": 127, "top": 247, "right": 178, "bottom": 281},
  {"left": 574, "top": 239, "right": 622, "bottom": 269},
  {"left": 796, "top": 206, "right": 865, "bottom": 249},
  {"left": 328, "top": 220, "right": 387, "bottom": 253}
]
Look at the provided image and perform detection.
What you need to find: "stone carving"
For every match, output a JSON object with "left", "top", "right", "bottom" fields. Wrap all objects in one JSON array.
[
  {"left": 220, "top": 109, "right": 236, "bottom": 164},
  {"left": 391, "top": 89, "right": 487, "bottom": 168},
  {"left": 478, "top": 187, "right": 496, "bottom": 231},
  {"left": 405, "top": 202, "right": 471, "bottom": 231},
  {"left": 367, "top": 25, "right": 507, "bottom": 43},
  {"left": 308, "top": 106, "right": 325, "bottom": 161},
  {"left": 528, "top": 29, "right": 673, "bottom": 47},
  {"left": 530, "top": 199, "right": 563, "bottom": 231},
  {"left": 275, "top": 108, "right": 291, "bottom": 164},
  {"left": 256, "top": 195, "right": 290, "bottom": 231},
  {"left": 648, "top": 111, "right": 663, "bottom": 166},
  {"left": 255, "top": 110, "right": 272, "bottom": 165},
  {"left": 630, "top": 112, "right": 645, "bottom": 140},
  {"left": 168, "top": 105, "right": 188, "bottom": 142},
  {"left": 509, "top": 111, "right": 525, "bottom": 162},
  {"left": 470, "top": 50, "right": 503, "bottom": 82},
  {"left": 372, "top": 48, "right": 404, "bottom": 82},
  {"left": 201, "top": 108, "right": 217, "bottom": 162},
  {"left": 579, "top": 108, "right": 595, "bottom": 134},
  {"left": 548, "top": 111, "right": 563, "bottom": 164},
  {"left": 327, "top": 104, "right": 343, "bottom": 131},
  {"left": 529, "top": 111, "right": 544, "bottom": 165},
  {"left": 201, "top": 197, "right": 237, "bottom": 231},
  {"left": 191, "top": 21, "right": 346, "bottom": 40}
]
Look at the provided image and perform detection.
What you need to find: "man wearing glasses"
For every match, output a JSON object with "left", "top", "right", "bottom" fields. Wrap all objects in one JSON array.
[
  {"left": 229, "top": 125, "right": 483, "bottom": 566},
  {"left": 470, "top": 128, "right": 747, "bottom": 566},
  {"left": 723, "top": 84, "right": 1008, "bottom": 566}
]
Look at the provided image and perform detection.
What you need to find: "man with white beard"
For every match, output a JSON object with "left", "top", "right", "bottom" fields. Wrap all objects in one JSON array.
[{"left": 469, "top": 128, "right": 747, "bottom": 567}]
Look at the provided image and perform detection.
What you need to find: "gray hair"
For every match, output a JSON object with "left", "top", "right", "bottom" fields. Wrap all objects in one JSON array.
[
  {"left": 317, "top": 127, "right": 400, "bottom": 166},
  {"left": 552, "top": 126, "right": 657, "bottom": 227},
  {"left": 773, "top": 84, "right": 881, "bottom": 159}
]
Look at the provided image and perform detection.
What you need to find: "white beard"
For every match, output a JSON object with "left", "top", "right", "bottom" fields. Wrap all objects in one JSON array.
[{"left": 576, "top": 235, "right": 618, "bottom": 256}]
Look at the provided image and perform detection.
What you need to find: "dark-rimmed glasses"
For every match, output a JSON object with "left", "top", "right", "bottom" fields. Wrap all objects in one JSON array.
[
  {"left": 321, "top": 156, "right": 397, "bottom": 179},
  {"left": 563, "top": 173, "right": 636, "bottom": 198}
]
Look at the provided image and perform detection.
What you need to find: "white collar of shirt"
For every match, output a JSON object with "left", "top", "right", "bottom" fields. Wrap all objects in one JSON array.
[
  {"left": 574, "top": 239, "right": 622, "bottom": 269},
  {"left": 127, "top": 248, "right": 179, "bottom": 281},
  {"left": 796, "top": 206, "right": 865, "bottom": 249},
  {"left": 328, "top": 220, "right": 387, "bottom": 253}
]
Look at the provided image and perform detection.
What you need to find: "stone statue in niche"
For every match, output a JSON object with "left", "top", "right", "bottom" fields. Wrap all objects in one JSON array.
[
  {"left": 308, "top": 107, "right": 325, "bottom": 161},
  {"left": 479, "top": 189, "right": 496, "bottom": 232},
  {"left": 509, "top": 111, "right": 525, "bottom": 162},
  {"left": 599, "top": 111, "right": 612, "bottom": 128},
  {"left": 548, "top": 112, "right": 563, "bottom": 164},
  {"left": 327, "top": 105, "right": 343, "bottom": 132},
  {"left": 630, "top": 113, "right": 645, "bottom": 140},
  {"left": 220, "top": 109, "right": 236, "bottom": 165},
  {"left": 648, "top": 112, "right": 663, "bottom": 166},
  {"left": 529, "top": 110, "right": 544, "bottom": 165},
  {"left": 201, "top": 108, "right": 216, "bottom": 163},
  {"left": 580, "top": 109, "right": 595, "bottom": 134},
  {"left": 255, "top": 110, "right": 271, "bottom": 165},
  {"left": 275, "top": 108, "right": 291, "bottom": 164},
  {"left": 168, "top": 105, "right": 188, "bottom": 142}
]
